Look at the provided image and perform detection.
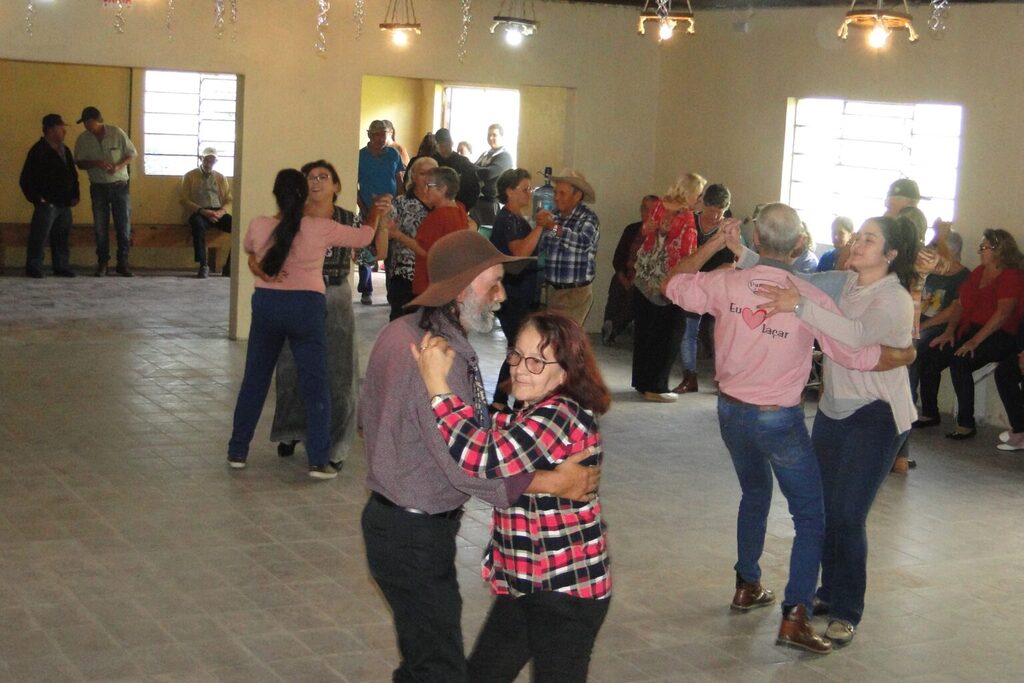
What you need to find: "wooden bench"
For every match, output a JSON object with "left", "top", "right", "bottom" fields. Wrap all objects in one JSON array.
[{"left": 0, "top": 222, "right": 231, "bottom": 272}]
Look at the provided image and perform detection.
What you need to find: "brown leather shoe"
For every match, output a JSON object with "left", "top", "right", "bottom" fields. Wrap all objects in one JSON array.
[
  {"left": 672, "top": 370, "right": 698, "bottom": 394},
  {"left": 731, "top": 581, "right": 776, "bottom": 611},
  {"left": 776, "top": 604, "right": 832, "bottom": 654},
  {"left": 890, "top": 455, "right": 909, "bottom": 475}
]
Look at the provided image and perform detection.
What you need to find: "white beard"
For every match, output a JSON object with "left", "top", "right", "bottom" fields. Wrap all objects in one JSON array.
[{"left": 459, "top": 288, "right": 500, "bottom": 334}]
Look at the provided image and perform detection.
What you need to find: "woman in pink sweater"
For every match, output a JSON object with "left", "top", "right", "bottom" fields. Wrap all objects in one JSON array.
[{"left": 227, "top": 169, "right": 383, "bottom": 479}]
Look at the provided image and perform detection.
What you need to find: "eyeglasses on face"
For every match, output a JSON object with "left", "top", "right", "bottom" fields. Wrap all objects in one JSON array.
[
  {"left": 426, "top": 182, "right": 442, "bottom": 189},
  {"left": 308, "top": 174, "right": 333, "bottom": 184},
  {"left": 978, "top": 244, "right": 995, "bottom": 252},
  {"left": 506, "top": 349, "right": 559, "bottom": 375}
]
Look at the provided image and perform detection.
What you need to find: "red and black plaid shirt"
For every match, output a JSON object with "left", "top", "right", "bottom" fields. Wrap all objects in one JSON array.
[{"left": 431, "top": 394, "right": 611, "bottom": 600}]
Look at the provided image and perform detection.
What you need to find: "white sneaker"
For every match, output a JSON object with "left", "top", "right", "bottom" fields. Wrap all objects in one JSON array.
[
  {"left": 997, "top": 433, "right": 1024, "bottom": 451},
  {"left": 308, "top": 464, "right": 338, "bottom": 480},
  {"left": 999, "top": 430, "right": 1012, "bottom": 443}
]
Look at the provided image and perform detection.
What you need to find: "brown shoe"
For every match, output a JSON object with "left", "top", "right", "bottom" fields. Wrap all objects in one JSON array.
[
  {"left": 776, "top": 604, "right": 832, "bottom": 654},
  {"left": 890, "top": 456, "right": 909, "bottom": 475},
  {"left": 731, "top": 581, "right": 776, "bottom": 611},
  {"left": 672, "top": 370, "right": 698, "bottom": 394}
]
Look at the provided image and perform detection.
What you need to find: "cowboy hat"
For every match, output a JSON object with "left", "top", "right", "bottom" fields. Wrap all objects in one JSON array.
[
  {"left": 549, "top": 169, "right": 596, "bottom": 203},
  {"left": 407, "top": 231, "right": 534, "bottom": 309}
]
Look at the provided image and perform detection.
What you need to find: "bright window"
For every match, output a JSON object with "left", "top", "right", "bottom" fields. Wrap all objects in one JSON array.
[
  {"left": 782, "top": 97, "right": 963, "bottom": 246},
  {"left": 143, "top": 70, "right": 237, "bottom": 177},
  {"left": 441, "top": 86, "right": 520, "bottom": 166}
]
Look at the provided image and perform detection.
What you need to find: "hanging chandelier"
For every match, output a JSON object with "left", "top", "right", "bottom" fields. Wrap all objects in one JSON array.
[
  {"left": 490, "top": 0, "right": 538, "bottom": 47},
  {"left": 638, "top": 0, "right": 694, "bottom": 43},
  {"left": 380, "top": 0, "right": 421, "bottom": 47},
  {"left": 838, "top": 0, "right": 919, "bottom": 49}
]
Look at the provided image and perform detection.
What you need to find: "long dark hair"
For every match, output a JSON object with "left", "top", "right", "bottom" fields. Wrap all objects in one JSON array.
[
  {"left": 519, "top": 312, "right": 611, "bottom": 414},
  {"left": 259, "top": 169, "right": 308, "bottom": 278},
  {"left": 872, "top": 215, "right": 920, "bottom": 292}
]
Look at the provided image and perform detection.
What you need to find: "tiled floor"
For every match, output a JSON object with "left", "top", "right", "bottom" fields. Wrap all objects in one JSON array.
[{"left": 1, "top": 271, "right": 1023, "bottom": 682}]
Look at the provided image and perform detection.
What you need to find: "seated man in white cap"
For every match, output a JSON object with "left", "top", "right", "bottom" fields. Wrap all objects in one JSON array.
[
  {"left": 180, "top": 147, "right": 233, "bottom": 278},
  {"left": 535, "top": 170, "right": 600, "bottom": 326},
  {"left": 359, "top": 230, "right": 599, "bottom": 682}
]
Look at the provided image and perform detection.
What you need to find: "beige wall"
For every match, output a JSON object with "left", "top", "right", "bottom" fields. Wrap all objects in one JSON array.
[{"left": 360, "top": 75, "right": 430, "bottom": 162}]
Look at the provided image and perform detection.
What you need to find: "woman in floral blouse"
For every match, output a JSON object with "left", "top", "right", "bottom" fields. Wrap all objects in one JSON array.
[{"left": 413, "top": 312, "right": 611, "bottom": 683}]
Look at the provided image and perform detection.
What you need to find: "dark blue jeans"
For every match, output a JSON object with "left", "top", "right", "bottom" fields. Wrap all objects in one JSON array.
[
  {"left": 90, "top": 181, "right": 131, "bottom": 264},
  {"left": 27, "top": 202, "right": 72, "bottom": 273},
  {"left": 228, "top": 289, "right": 331, "bottom": 466},
  {"left": 717, "top": 398, "right": 824, "bottom": 609},
  {"left": 813, "top": 401, "right": 904, "bottom": 626},
  {"left": 187, "top": 211, "right": 232, "bottom": 265},
  {"left": 362, "top": 495, "right": 466, "bottom": 683},
  {"left": 358, "top": 263, "right": 374, "bottom": 294}
]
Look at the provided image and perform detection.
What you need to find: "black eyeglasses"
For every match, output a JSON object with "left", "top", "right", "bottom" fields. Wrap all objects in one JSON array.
[{"left": 506, "top": 350, "right": 559, "bottom": 375}]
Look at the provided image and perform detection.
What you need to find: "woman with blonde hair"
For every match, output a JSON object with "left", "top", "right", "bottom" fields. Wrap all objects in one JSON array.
[{"left": 631, "top": 172, "right": 706, "bottom": 402}]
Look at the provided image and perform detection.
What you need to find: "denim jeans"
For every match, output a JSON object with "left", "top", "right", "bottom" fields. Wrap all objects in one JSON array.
[
  {"left": 680, "top": 312, "right": 701, "bottom": 373},
  {"left": 362, "top": 495, "right": 466, "bottom": 683},
  {"left": 468, "top": 592, "right": 609, "bottom": 683},
  {"left": 357, "top": 263, "right": 374, "bottom": 294},
  {"left": 27, "top": 202, "right": 72, "bottom": 273},
  {"left": 812, "top": 401, "right": 904, "bottom": 626},
  {"left": 717, "top": 397, "right": 824, "bottom": 609},
  {"left": 90, "top": 181, "right": 131, "bottom": 264},
  {"left": 187, "top": 211, "right": 232, "bottom": 265},
  {"left": 228, "top": 289, "right": 331, "bottom": 466}
]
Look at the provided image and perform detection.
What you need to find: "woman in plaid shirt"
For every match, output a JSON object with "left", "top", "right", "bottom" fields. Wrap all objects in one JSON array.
[{"left": 414, "top": 312, "right": 611, "bottom": 683}]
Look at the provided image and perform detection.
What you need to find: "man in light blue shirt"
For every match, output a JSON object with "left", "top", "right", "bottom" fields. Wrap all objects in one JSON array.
[{"left": 356, "top": 120, "right": 404, "bottom": 304}]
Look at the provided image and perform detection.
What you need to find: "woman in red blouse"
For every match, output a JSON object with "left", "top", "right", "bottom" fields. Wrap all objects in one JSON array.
[
  {"left": 409, "top": 166, "right": 475, "bottom": 295},
  {"left": 915, "top": 229, "right": 1024, "bottom": 439},
  {"left": 413, "top": 312, "right": 611, "bottom": 683}
]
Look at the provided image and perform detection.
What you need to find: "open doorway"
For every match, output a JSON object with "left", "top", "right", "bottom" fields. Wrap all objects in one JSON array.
[{"left": 441, "top": 85, "right": 520, "bottom": 166}]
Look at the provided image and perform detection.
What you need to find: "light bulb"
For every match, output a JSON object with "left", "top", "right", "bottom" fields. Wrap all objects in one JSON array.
[
  {"left": 504, "top": 26, "right": 524, "bottom": 46},
  {"left": 392, "top": 29, "right": 409, "bottom": 47},
  {"left": 658, "top": 19, "right": 674, "bottom": 42},
  {"left": 868, "top": 22, "right": 890, "bottom": 49}
]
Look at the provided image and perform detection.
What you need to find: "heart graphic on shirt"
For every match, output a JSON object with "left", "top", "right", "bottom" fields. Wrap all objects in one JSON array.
[{"left": 741, "top": 307, "right": 767, "bottom": 329}]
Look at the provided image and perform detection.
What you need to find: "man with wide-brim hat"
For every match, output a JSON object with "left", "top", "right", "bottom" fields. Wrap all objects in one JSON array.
[
  {"left": 359, "top": 229, "right": 600, "bottom": 681},
  {"left": 535, "top": 169, "right": 601, "bottom": 326}
]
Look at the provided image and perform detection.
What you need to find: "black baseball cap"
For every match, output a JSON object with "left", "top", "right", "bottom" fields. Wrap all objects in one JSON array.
[
  {"left": 77, "top": 106, "right": 102, "bottom": 124},
  {"left": 42, "top": 114, "right": 67, "bottom": 129}
]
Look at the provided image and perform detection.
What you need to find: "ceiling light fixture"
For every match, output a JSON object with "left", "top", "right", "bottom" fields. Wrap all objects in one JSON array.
[
  {"left": 490, "top": 0, "right": 538, "bottom": 47},
  {"left": 838, "top": 0, "right": 919, "bottom": 49},
  {"left": 380, "top": 0, "right": 421, "bottom": 47},
  {"left": 638, "top": 0, "right": 694, "bottom": 43}
]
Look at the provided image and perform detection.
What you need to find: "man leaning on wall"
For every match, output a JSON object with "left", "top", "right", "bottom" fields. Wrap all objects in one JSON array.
[{"left": 74, "top": 106, "right": 136, "bottom": 277}]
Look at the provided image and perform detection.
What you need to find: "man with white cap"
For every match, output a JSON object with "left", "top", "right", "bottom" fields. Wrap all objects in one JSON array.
[
  {"left": 359, "top": 230, "right": 600, "bottom": 682},
  {"left": 535, "top": 170, "right": 600, "bottom": 326},
  {"left": 180, "top": 147, "right": 233, "bottom": 278}
]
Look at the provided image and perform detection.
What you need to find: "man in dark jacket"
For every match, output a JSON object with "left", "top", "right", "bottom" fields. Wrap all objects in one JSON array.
[
  {"left": 432, "top": 128, "right": 479, "bottom": 213},
  {"left": 19, "top": 113, "right": 80, "bottom": 278}
]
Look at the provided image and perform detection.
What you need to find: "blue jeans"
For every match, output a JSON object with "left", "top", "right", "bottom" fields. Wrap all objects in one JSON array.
[
  {"left": 357, "top": 263, "right": 374, "bottom": 294},
  {"left": 228, "top": 289, "right": 331, "bottom": 466},
  {"left": 188, "top": 211, "right": 232, "bottom": 265},
  {"left": 680, "top": 313, "right": 701, "bottom": 372},
  {"left": 717, "top": 397, "right": 824, "bottom": 609},
  {"left": 90, "top": 181, "right": 131, "bottom": 264},
  {"left": 812, "top": 401, "right": 904, "bottom": 626},
  {"left": 27, "top": 202, "right": 72, "bottom": 273}
]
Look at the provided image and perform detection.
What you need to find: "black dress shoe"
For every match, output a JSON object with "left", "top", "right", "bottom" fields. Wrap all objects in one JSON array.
[
  {"left": 946, "top": 428, "right": 976, "bottom": 440},
  {"left": 53, "top": 269, "right": 76, "bottom": 277},
  {"left": 94, "top": 262, "right": 108, "bottom": 277},
  {"left": 912, "top": 417, "right": 941, "bottom": 429},
  {"left": 25, "top": 269, "right": 44, "bottom": 279},
  {"left": 277, "top": 441, "right": 298, "bottom": 457},
  {"left": 115, "top": 263, "right": 133, "bottom": 277}
]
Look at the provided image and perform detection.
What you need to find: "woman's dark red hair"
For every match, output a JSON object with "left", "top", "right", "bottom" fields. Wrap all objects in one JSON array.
[{"left": 517, "top": 312, "right": 611, "bottom": 415}]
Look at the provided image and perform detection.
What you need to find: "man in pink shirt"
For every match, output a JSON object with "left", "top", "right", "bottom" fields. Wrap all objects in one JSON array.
[{"left": 662, "top": 203, "right": 912, "bottom": 655}]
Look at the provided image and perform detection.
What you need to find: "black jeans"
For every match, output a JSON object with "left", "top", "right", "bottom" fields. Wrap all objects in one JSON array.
[
  {"left": 631, "top": 289, "right": 683, "bottom": 394},
  {"left": 27, "top": 202, "right": 72, "bottom": 273},
  {"left": 919, "top": 325, "right": 1017, "bottom": 428},
  {"left": 995, "top": 354, "right": 1024, "bottom": 433},
  {"left": 362, "top": 494, "right": 466, "bottom": 683},
  {"left": 467, "top": 592, "right": 609, "bottom": 683},
  {"left": 188, "top": 211, "right": 232, "bottom": 265},
  {"left": 386, "top": 275, "right": 415, "bottom": 321}
]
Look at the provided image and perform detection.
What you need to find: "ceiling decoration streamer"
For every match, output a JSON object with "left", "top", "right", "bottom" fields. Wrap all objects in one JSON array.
[
  {"left": 457, "top": 0, "right": 472, "bottom": 62},
  {"left": 928, "top": 0, "right": 949, "bottom": 37},
  {"left": 353, "top": 0, "right": 365, "bottom": 38},
  {"left": 166, "top": 0, "right": 175, "bottom": 39},
  {"left": 316, "top": 0, "right": 331, "bottom": 54},
  {"left": 111, "top": 0, "right": 128, "bottom": 34},
  {"left": 25, "top": 1, "right": 34, "bottom": 36},
  {"left": 214, "top": 0, "right": 226, "bottom": 37}
]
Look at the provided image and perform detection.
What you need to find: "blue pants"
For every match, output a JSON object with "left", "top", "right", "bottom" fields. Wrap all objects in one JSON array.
[
  {"left": 90, "top": 181, "right": 131, "bottom": 264},
  {"left": 358, "top": 263, "right": 374, "bottom": 294},
  {"left": 813, "top": 401, "right": 904, "bottom": 626},
  {"left": 680, "top": 312, "right": 701, "bottom": 372},
  {"left": 27, "top": 202, "right": 72, "bottom": 273},
  {"left": 228, "top": 289, "right": 331, "bottom": 466},
  {"left": 717, "top": 397, "right": 824, "bottom": 609},
  {"left": 188, "top": 211, "right": 232, "bottom": 265}
]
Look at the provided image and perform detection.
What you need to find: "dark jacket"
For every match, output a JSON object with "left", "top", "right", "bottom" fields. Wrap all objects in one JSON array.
[
  {"left": 474, "top": 148, "right": 513, "bottom": 201},
  {"left": 433, "top": 151, "right": 479, "bottom": 211},
  {"left": 19, "top": 138, "right": 80, "bottom": 207}
]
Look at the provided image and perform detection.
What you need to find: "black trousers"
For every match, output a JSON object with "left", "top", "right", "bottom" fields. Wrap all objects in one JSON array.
[
  {"left": 995, "top": 353, "right": 1024, "bottom": 433},
  {"left": 919, "top": 325, "right": 1017, "bottom": 428},
  {"left": 361, "top": 495, "right": 466, "bottom": 683},
  {"left": 467, "top": 592, "right": 610, "bottom": 683},
  {"left": 387, "top": 276, "right": 416, "bottom": 321},
  {"left": 631, "top": 289, "right": 683, "bottom": 394}
]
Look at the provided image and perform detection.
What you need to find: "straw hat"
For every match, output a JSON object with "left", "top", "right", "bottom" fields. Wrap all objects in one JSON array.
[
  {"left": 550, "top": 169, "right": 596, "bottom": 203},
  {"left": 407, "top": 231, "right": 534, "bottom": 308}
]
